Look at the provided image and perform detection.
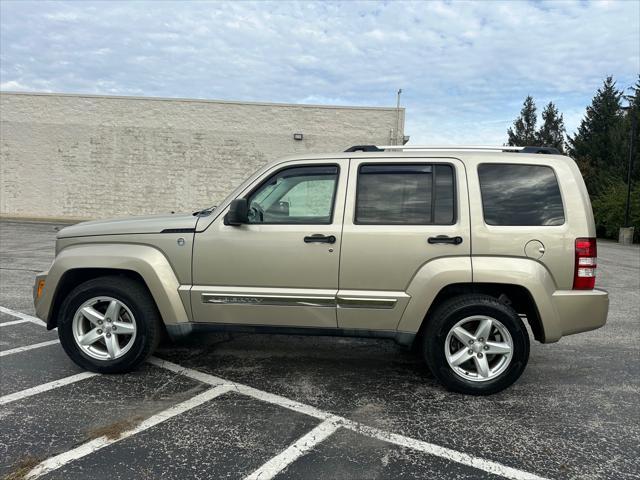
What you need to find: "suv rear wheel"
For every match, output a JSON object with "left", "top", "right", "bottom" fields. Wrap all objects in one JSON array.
[
  {"left": 423, "top": 294, "right": 529, "bottom": 395},
  {"left": 57, "top": 276, "right": 162, "bottom": 373}
]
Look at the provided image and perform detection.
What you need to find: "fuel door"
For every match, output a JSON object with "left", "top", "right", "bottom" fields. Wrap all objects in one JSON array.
[{"left": 524, "top": 239, "right": 545, "bottom": 260}]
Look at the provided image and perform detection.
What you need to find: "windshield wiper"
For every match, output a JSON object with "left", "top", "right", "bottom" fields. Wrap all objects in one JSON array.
[{"left": 192, "top": 206, "right": 216, "bottom": 217}]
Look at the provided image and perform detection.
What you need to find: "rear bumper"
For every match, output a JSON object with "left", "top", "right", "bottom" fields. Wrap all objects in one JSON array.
[{"left": 545, "top": 288, "right": 609, "bottom": 342}]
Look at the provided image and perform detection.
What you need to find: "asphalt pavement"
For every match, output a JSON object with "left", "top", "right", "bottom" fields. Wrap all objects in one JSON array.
[{"left": 0, "top": 219, "right": 638, "bottom": 480}]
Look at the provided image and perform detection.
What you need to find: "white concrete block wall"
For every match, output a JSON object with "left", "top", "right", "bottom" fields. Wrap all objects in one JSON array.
[{"left": 0, "top": 92, "right": 404, "bottom": 220}]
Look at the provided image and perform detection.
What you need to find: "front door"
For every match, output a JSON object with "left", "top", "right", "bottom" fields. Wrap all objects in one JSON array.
[
  {"left": 190, "top": 159, "right": 348, "bottom": 328},
  {"left": 337, "top": 157, "right": 471, "bottom": 331}
]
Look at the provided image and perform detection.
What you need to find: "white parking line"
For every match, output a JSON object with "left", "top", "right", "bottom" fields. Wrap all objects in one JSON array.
[
  {"left": 149, "top": 357, "right": 548, "bottom": 480},
  {"left": 0, "top": 371, "right": 98, "bottom": 406},
  {"left": 2, "top": 307, "right": 547, "bottom": 480},
  {"left": 148, "top": 357, "right": 331, "bottom": 421},
  {"left": 0, "top": 306, "right": 47, "bottom": 327},
  {"left": 245, "top": 418, "right": 341, "bottom": 480},
  {"left": 0, "top": 318, "right": 32, "bottom": 327},
  {"left": 0, "top": 339, "right": 59, "bottom": 357},
  {"left": 26, "top": 384, "right": 233, "bottom": 479},
  {"left": 339, "top": 420, "right": 546, "bottom": 480}
]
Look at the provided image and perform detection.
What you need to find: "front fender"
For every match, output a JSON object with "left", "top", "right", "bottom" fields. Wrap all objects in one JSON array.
[{"left": 36, "top": 243, "right": 190, "bottom": 327}]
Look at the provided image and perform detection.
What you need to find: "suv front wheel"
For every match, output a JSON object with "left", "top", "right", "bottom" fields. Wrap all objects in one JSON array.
[
  {"left": 423, "top": 294, "right": 530, "bottom": 395},
  {"left": 57, "top": 276, "right": 162, "bottom": 374}
]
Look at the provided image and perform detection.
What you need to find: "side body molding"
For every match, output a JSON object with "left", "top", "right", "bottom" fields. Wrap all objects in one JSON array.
[
  {"left": 396, "top": 256, "right": 472, "bottom": 334},
  {"left": 37, "top": 243, "right": 190, "bottom": 327}
]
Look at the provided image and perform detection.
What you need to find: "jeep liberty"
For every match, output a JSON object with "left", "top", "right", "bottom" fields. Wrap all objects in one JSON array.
[{"left": 33, "top": 145, "right": 609, "bottom": 395}]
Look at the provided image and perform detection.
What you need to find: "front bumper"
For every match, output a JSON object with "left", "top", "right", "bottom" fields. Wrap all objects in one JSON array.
[
  {"left": 548, "top": 288, "right": 609, "bottom": 340},
  {"left": 33, "top": 270, "right": 49, "bottom": 321}
]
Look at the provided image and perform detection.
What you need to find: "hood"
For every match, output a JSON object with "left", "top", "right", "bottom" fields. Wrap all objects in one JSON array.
[{"left": 57, "top": 213, "right": 198, "bottom": 238}]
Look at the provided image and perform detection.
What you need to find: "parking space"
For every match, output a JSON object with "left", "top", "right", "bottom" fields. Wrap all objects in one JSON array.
[
  {"left": 0, "top": 219, "right": 638, "bottom": 480},
  {"left": 0, "top": 321, "right": 56, "bottom": 351}
]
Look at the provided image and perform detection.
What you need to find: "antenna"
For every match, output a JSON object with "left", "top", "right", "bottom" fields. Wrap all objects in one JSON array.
[{"left": 395, "top": 89, "right": 403, "bottom": 145}]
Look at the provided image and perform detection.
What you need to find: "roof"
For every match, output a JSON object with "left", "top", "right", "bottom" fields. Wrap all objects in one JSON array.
[{"left": 269, "top": 149, "right": 572, "bottom": 171}]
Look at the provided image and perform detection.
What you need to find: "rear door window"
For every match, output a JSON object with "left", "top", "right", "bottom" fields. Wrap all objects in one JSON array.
[
  {"left": 355, "top": 164, "right": 455, "bottom": 225},
  {"left": 478, "top": 164, "right": 564, "bottom": 226}
]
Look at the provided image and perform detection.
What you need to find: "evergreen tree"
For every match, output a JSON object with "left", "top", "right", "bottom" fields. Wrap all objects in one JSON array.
[
  {"left": 568, "top": 76, "right": 626, "bottom": 194},
  {"left": 537, "top": 102, "right": 566, "bottom": 153},
  {"left": 622, "top": 75, "right": 640, "bottom": 183},
  {"left": 507, "top": 96, "right": 537, "bottom": 146}
]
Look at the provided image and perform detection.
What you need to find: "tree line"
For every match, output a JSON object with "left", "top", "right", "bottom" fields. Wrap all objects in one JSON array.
[{"left": 507, "top": 76, "right": 639, "bottom": 241}]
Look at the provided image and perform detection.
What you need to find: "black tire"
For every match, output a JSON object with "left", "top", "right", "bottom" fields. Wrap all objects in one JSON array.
[
  {"left": 57, "top": 276, "right": 162, "bottom": 374},
  {"left": 423, "top": 294, "right": 530, "bottom": 395}
]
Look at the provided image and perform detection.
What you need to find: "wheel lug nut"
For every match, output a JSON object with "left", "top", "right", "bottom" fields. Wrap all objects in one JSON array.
[
  {"left": 112, "top": 326, "right": 117, "bottom": 331},
  {"left": 97, "top": 329, "right": 102, "bottom": 334},
  {"left": 106, "top": 333, "right": 111, "bottom": 338},
  {"left": 483, "top": 345, "right": 489, "bottom": 350},
  {"left": 469, "top": 340, "right": 474, "bottom": 345},
  {"left": 98, "top": 320, "right": 103, "bottom": 325},
  {"left": 478, "top": 337, "right": 484, "bottom": 342},
  {"left": 468, "top": 349, "right": 473, "bottom": 354},
  {"left": 477, "top": 353, "right": 483, "bottom": 358}
]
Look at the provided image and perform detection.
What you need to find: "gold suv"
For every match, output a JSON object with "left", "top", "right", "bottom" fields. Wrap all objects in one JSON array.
[{"left": 33, "top": 145, "right": 609, "bottom": 395}]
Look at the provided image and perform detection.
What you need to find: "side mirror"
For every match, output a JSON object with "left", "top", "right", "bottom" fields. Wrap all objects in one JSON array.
[{"left": 224, "top": 199, "right": 248, "bottom": 226}]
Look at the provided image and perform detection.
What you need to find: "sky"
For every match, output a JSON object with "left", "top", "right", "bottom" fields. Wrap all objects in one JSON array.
[{"left": 1, "top": 0, "right": 638, "bottom": 145}]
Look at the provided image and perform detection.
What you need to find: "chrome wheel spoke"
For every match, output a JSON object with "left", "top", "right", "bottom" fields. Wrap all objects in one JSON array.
[
  {"left": 445, "top": 315, "right": 514, "bottom": 383},
  {"left": 105, "top": 300, "right": 121, "bottom": 322},
  {"left": 473, "top": 355, "right": 491, "bottom": 378},
  {"left": 448, "top": 347, "right": 473, "bottom": 367},
  {"left": 112, "top": 321, "right": 135, "bottom": 335},
  {"left": 78, "top": 328, "right": 102, "bottom": 346},
  {"left": 485, "top": 341, "right": 511, "bottom": 355},
  {"left": 104, "top": 334, "right": 121, "bottom": 359},
  {"left": 72, "top": 296, "right": 137, "bottom": 361},
  {"left": 81, "top": 306, "right": 104, "bottom": 326},
  {"left": 474, "top": 318, "right": 493, "bottom": 341},
  {"left": 452, "top": 326, "right": 474, "bottom": 345}
]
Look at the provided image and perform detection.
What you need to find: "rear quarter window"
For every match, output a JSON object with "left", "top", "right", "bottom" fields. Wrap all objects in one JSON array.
[{"left": 478, "top": 164, "right": 565, "bottom": 226}]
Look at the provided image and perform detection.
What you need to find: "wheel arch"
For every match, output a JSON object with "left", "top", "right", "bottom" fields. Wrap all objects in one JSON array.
[
  {"left": 415, "top": 283, "right": 545, "bottom": 343},
  {"left": 49, "top": 268, "right": 147, "bottom": 329},
  {"left": 38, "top": 243, "right": 191, "bottom": 329}
]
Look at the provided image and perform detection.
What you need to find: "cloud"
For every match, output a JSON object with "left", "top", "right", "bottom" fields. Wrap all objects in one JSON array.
[
  {"left": 0, "top": 80, "right": 32, "bottom": 91},
  {"left": 1, "top": 0, "right": 638, "bottom": 144}
]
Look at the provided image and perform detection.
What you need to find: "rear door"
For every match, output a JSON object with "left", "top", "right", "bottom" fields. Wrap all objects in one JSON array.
[{"left": 337, "top": 157, "right": 471, "bottom": 331}]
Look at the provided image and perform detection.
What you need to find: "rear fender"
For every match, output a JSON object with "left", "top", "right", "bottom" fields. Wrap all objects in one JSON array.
[
  {"left": 397, "top": 256, "right": 472, "bottom": 333},
  {"left": 472, "top": 257, "right": 561, "bottom": 341}
]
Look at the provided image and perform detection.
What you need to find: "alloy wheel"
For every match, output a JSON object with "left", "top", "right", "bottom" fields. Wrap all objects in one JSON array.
[
  {"left": 444, "top": 315, "right": 514, "bottom": 382},
  {"left": 72, "top": 296, "right": 137, "bottom": 361}
]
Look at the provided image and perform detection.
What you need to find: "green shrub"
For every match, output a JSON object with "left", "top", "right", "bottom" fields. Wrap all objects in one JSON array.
[{"left": 591, "top": 181, "right": 640, "bottom": 242}]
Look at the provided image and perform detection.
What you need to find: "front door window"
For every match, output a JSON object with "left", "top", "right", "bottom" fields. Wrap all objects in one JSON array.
[{"left": 247, "top": 165, "right": 339, "bottom": 224}]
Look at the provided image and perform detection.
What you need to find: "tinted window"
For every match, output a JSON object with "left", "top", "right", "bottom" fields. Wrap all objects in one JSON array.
[
  {"left": 355, "top": 164, "right": 455, "bottom": 225},
  {"left": 247, "top": 165, "right": 338, "bottom": 224},
  {"left": 478, "top": 164, "right": 564, "bottom": 226},
  {"left": 434, "top": 165, "right": 455, "bottom": 224}
]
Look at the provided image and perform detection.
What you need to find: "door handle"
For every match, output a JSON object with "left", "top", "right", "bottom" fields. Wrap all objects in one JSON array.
[
  {"left": 428, "top": 235, "right": 463, "bottom": 245},
  {"left": 304, "top": 234, "right": 336, "bottom": 244}
]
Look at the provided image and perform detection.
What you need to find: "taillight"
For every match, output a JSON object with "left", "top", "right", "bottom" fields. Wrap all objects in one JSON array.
[{"left": 573, "top": 237, "right": 597, "bottom": 290}]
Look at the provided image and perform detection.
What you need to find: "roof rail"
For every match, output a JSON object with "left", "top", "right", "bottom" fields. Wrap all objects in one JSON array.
[
  {"left": 344, "top": 145, "right": 383, "bottom": 152},
  {"left": 344, "top": 145, "right": 561, "bottom": 154},
  {"left": 518, "top": 146, "right": 561, "bottom": 154}
]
